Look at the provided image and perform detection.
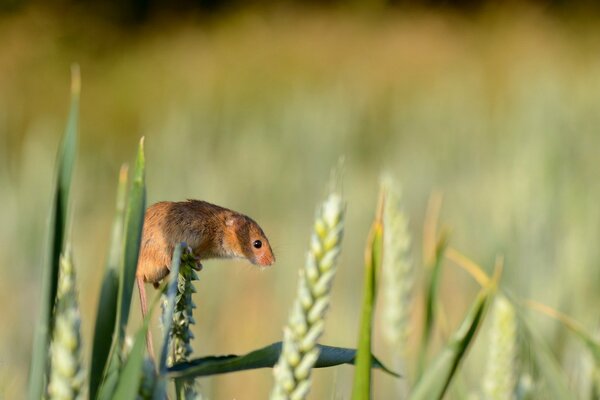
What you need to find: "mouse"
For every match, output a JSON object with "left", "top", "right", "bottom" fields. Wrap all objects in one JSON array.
[{"left": 136, "top": 199, "right": 275, "bottom": 358}]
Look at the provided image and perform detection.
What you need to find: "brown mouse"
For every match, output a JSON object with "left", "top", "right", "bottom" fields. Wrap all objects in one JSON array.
[{"left": 136, "top": 199, "right": 275, "bottom": 357}]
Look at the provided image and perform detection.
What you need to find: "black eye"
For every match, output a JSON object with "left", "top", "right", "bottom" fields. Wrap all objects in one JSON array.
[{"left": 253, "top": 240, "right": 262, "bottom": 249}]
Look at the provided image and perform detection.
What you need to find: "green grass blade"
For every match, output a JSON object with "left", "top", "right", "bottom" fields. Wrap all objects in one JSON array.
[
  {"left": 527, "top": 300, "right": 600, "bottom": 364},
  {"left": 409, "top": 287, "right": 493, "bottom": 400},
  {"left": 112, "top": 333, "right": 147, "bottom": 400},
  {"left": 96, "top": 366, "right": 119, "bottom": 400},
  {"left": 89, "top": 165, "right": 129, "bottom": 399},
  {"left": 152, "top": 243, "right": 184, "bottom": 400},
  {"left": 516, "top": 308, "right": 574, "bottom": 399},
  {"left": 351, "top": 195, "right": 384, "bottom": 400},
  {"left": 115, "top": 138, "right": 146, "bottom": 348},
  {"left": 28, "top": 65, "right": 80, "bottom": 400},
  {"left": 416, "top": 232, "right": 449, "bottom": 379},
  {"left": 112, "top": 292, "right": 161, "bottom": 400},
  {"left": 168, "top": 343, "right": 398, "bottom": 379},
  {"left": 97, "top": 138, "right": 146, "bottom": 400}
]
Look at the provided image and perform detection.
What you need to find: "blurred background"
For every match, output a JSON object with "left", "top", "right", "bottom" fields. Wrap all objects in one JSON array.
[{"left": 2, "top": 1, "right": 600, "bottom": 398}]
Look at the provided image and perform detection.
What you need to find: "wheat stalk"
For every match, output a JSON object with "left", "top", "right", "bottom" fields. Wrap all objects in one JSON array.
[
  {"left": 483, "top": 295, "right": 517, "bottom": 400},
  {"left": 48, "top": 249, "right": 85, "bottom": 400},
  {"left": 271, "top": 192, "right": 345, "bottom": 400},
  {"left": 380, "top": 176, "right": 414, "bottom": 357},
  {"left": 162, "top": 246, "right": 201, "bottom": 399}
]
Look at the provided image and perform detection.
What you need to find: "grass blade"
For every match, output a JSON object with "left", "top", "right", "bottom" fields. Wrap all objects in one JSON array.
[
  {"left": 446, "top": 247, "right": 492, "bottom": 288},
  {"left": 526, "top": 300, "right": 600, "bottom": 364},
  {"left": 103, "top": 138, "right": 147, "bottom": 363},
  {"left": 516, "top": 307, "right": 575, "bottom": 399},
  {"left": 416, "top": 232, "right": 449, "bottom": 379},
  {"left": 409, "top": 286, "right": 494, "bottom": 400},
  {"left": 112, "top": 292, "right": 161, "bottom": 400},
  {"left": 351, "top": 191, "right": 384, "bottom": 400},
  {"left": 168, "top": 343, "right": 398, "bottom": 379},
  {"left": 28, "top": 65, "right": 80, "bottom": 400},
  {"left": 116, "top": 137, "right": 146, "bottom": 346},
  {"left": 89, "top": 165, "right": 129, "bottom": 399},
  {"left": 96, "top": 368, "right": 119, "bottom": 400},
  {"left": 97, "top": 138, "right": 146, "bottom": 400}
]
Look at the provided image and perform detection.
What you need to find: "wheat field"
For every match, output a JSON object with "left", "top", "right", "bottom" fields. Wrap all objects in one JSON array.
[{"left": 1, "top": 5, "right": 600, "bottom": 399}]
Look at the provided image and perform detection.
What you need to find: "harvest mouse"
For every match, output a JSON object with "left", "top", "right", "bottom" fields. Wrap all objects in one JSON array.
[{"left": 136, "top": 199, "right": 275, "bottom": 358}]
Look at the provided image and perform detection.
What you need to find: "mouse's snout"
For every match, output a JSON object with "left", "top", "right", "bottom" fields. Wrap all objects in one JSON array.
[{"left": 255, "top": 249, "right": 275, "bottom": 267}]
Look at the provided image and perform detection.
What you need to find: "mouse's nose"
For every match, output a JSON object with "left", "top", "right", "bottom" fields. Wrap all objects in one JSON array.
[{"left": 256, "top": 251, "right": 275, "bottom": 266}]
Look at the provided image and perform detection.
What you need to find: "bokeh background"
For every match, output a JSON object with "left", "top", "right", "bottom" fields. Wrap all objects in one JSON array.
[{"left": 2, "top": 1, "right": 600, "bottom": 398}]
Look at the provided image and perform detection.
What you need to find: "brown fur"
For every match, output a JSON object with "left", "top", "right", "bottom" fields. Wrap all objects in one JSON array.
[{"left": 137, "top": 200, "right": 275, "bottom": 284}]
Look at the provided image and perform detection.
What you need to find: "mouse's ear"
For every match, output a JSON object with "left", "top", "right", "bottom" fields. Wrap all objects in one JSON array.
[{"left": 225, "top": 215, "right": 242, "bottom": 228}]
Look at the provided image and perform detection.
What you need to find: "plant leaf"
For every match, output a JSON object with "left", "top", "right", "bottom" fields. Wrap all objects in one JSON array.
[
  {"left": 112, "top": 292, "right": 161, "bottom": 400},
  {"left": 526, "top": 300, "right": 600, "bottom": 365},
  {"left": 116, "top": 138, "right": 146, "bottom": 345},
  {"left": 352, "top": 190, "right": 384, "bottom": 400},
  {"left": 416, "top": 232, "right": 449, "bottom": 379},
  {"left": 516, "top": 306, "right": 574, "bottom": 399},
  {"left": 446, "top": 247, "right": 491, "bottom": 287},
  {"left": 28, "top": 65, "right": 80, "bottom": 400},
  {"left": 89, "top": 165, "right": 128, "bottom": 399},
  {"left": 98, "top": 138, "right": 146, "bottom": 400},
  {"left": 409, "top": 286, "right": 494, "bottom": 400},
  {"left": 96, "top": 366, "right": 119, "bottom": 400},
  {"left": 168, "top": 342, "right": 398, "bottom": 379}
]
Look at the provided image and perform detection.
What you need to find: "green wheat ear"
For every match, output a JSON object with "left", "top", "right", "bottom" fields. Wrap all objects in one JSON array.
[
  {"left": 48, "top": 248, "right": 85, "bottom": 400},
  {"left": 380, "top": 176, "right": 414, "bottom": 356},
  {"left": 162, "top": 246, "right": 202, "bottom": 399},
  {"left": 271, "top": 192, "right": 345, "bottom": 400},
  {"left": 483, "top": 295, "right": 518, "bottom": 400}
]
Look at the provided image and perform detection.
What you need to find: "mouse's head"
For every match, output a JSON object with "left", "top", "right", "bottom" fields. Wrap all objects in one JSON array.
[{"left": 223, "top": 214, "right": 275, "bottom": 267}]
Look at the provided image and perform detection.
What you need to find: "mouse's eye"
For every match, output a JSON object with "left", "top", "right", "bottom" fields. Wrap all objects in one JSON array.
[{"left": 253, "top": 240, "right": 262, "bottom": 249}]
